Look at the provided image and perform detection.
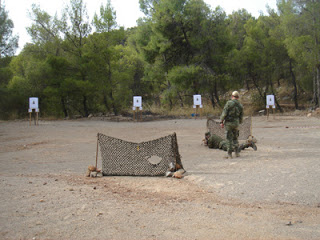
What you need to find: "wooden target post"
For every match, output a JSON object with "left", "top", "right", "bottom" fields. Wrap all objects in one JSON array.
[
  {"left": 266, "top": 95, "right": 275, "bottom": 120},
  {"left": 28, "top": 97, "right": 39, "bottom": 126},
  {"left": 133, "top": 96, "right": 143, "bottom": 122},
  {"left": 133, "top": 107, "right": 142, "bottom": 121},
  {"left": 193, "top": 95, "right": 203, "bottom": 120}
]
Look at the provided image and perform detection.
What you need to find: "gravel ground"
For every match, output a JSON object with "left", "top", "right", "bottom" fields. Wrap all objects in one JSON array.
[{"left": 0, "top": 115, "right": 320, "bottom": 240}]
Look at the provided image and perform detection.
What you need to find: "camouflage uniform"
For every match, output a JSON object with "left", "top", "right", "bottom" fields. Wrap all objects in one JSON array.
[
  {"left": 220, "top": 97, "right": 243, "bottom": 157},
  {"left": 206, "top": 133, "right": 228, "bottom": 150},
  {"left": 205, "top": 132, "right": 256, "bottom": 152}
]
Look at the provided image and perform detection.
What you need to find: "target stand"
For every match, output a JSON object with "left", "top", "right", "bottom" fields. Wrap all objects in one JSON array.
[
  {"left": 133, "top": 107, "right": 142, "bottom": 122},
  {"left": 133, "top": 96, "right": 143, "bottom": 122},
  {"left": 266, "top": 95, "right": 275, "bottom": 120},
  {"left": 28, "top": 97, "right": 39, "bottom": 126},
  {"left": 193, "top": 95, "right": 203, "bottom": 119}
]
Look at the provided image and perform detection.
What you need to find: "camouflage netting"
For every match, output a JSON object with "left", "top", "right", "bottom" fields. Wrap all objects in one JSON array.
[
  {"left": 98, "top": 133, "right": 183, "bottom": 176},
  {"left": 207, "top": 116, "right": 252, "bottom": 140}
]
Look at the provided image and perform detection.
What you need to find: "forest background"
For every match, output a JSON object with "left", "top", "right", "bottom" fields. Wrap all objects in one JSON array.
[{"left": 0, "top": 0, "right": 319, "bottom": 119}]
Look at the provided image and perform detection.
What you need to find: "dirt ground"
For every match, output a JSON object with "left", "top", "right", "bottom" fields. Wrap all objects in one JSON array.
[{"left": 0, "top": 115, "right": 320, "bottom": 240}]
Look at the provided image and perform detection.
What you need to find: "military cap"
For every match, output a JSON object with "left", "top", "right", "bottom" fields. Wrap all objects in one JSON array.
[{"left": 232, "top": 91, "right": 240, "bottom": 98}]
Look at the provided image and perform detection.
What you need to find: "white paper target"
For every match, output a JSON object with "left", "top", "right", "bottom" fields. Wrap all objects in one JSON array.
[
  {"left": 133, "top": 96, "right": 142, "bottom": 108},
  {"left": 29, "top": 97, "right": 39, "bottom": 109},
  {"left": 193, "top": 95, "right": 202, "bottom": 106},
  {"left": 266, "top": 95, "right": 275, "bottom": 108}
]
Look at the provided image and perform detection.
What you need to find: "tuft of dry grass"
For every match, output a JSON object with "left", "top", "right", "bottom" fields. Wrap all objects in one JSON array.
[{"left": 143, "top": 103, "right": 223, "bottom": 118}]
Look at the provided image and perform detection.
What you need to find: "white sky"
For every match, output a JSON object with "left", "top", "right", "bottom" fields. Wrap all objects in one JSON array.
[{"left": 3, "top": 0, "right": 278, "bottom": 53}]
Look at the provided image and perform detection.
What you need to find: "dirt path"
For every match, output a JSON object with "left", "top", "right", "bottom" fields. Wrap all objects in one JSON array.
[{"left": 0, "top": 116, "right": 320, "bottom": 240}]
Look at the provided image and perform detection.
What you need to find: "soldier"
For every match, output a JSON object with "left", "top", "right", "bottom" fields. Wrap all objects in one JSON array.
[
  {"left": 220, "top": 91, "right": 244, "bottom": 159},
  {"left": 204, "top": 132, "right": 257, "bottom": 152}
]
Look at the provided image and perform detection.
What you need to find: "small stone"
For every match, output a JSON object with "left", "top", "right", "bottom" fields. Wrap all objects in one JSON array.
[
  {"left": 165, "top": 171, "right": 173, "bottom": 177},
  {"left": 176, "top": 168, "right": 185, "bottom": 174},
  {"left": 88, "top": 165, "right": 96, "bottom": 171},
  {"left": 43, "top": 182, "right": 47, "bottom": 185},
  {"left": 69, "top": 188, "right": 74, "bottom": 191},
  {"left": 173, "top": 171, "right": 183, "bottom": 179},
  {"left": 307, "top": 113, "right": 312, "bottom": 117},
  {"left": 39, "top": 199, "right": 45, "bottom": 202},
  {"left": 286, "top": 221, "right": 292, "bottom": 226},
  {"left": 93, "top": 186, "right": 96, "bottom": 190},
  {"left": 90, "top": 171, "right": 97, "bottom": 178}
]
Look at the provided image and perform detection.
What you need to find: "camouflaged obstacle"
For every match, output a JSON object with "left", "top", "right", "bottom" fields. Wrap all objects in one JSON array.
[
  {"left": 207, "top": 116, "right": 252, "bottom": 140},
  {"left": 98, "top": 133, "right": 183, "bottom": 176}
]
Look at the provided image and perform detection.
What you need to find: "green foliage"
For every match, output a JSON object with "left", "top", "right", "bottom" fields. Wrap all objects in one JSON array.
[
  {"left": 2, "top": 0, "right": 320, "bottom": 120},
  {"left": 278, "top": 0, "right": 320, "bottom": 106},
  {"left": 0, "top": 3, "right": 19, "bottom": 57},
  {"left": 93, "top": 0, "right": 117, "bottom": 32}
]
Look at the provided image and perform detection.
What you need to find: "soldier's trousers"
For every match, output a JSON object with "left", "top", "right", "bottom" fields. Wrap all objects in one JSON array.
[{"left": 224, "top": 122, "right": 240, "bottom": 152}]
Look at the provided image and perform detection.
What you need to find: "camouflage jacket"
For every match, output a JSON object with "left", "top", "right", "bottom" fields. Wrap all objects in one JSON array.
[
  {"left": 220, "top": 99, "right": 243, "bottom": 124},
  {"left": 208, "top": 134, "right": 224, "bottom": 149}
]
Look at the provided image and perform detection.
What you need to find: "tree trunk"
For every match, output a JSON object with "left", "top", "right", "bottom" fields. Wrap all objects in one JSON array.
[
  {"left": 268, "top": 76, "right": 283, "bottom": 113},
  {"left": 317, "top": 66, "right": 320, "bottom": 108},
  {"left": 213, "top": 81, "right": 220, "bottom": 106},
  {"left": 273, "top": 94, "right": 283, "bottom": 113},
  {"left": 109, "top": 89, "right": 118, "bottom": 116},
  {"left": 178, "top": 93, "right": 184, "bottom": 108},
  {"left": 289, "top": 59, "right": 299, "bottom": 109},
  {"left": 83, "top": 95, "right": 89, "bottom": 117},
  {"left": 107, "top": 60, "right": 117, "bottom": 115},
  {"left": 61, "top": 97, "right": 68, "bottom": 118},
  {"left": 245, "top": 78, "right": 250, "bottom": 90},
  {"left": 209, "top": 91, "right": 215, "bottom": 108},
  {"left": 270, "top": 89, "right": 283, "bottom": 113},
  {"left": 103, "top": 94, "right": 110, "bottom": 112},
  {"left": 169, "top": 98, "right": 173, "bottom": 110},
  {"left": 312, "top": 69, "right": 318, "bottom": 106},
  {"left": 251, "top": 74, "right": 264, "bottom": 100}
]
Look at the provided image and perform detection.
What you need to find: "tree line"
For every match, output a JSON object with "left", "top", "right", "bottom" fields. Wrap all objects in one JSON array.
[{"left": 0, "top": 0, "right": 319, "bottom": 119}]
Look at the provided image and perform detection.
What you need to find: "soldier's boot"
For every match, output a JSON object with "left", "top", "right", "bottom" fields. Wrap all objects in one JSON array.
[
  {"left": 235, "top": 147, "right": 240, "bottom": 157},
  {"left": 224, "top": 151, "right": 233, "bottom": 159},
  {"left": 239, "top": 144, "right": 245, "bottom": 151},
  {"left": 251, "top": 142, "right": 257, "bottom": 151}
]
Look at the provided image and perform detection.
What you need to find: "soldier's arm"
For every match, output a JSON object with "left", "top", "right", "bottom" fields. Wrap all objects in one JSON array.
[{"left": 220, "top": 101, "right": 230, "bottom": 123}]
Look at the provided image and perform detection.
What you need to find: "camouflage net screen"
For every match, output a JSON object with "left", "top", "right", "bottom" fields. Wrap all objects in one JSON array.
[
  {"left": 207, "top": 116, "right": 252, "bottom": 140},
  {"left": 98, "top": 133, "right": 183, "bottom": 176}
]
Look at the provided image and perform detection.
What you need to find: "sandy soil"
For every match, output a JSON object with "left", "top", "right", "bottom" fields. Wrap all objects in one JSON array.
[{"left": 0, "top": 115, "right": 320, "bottom": 240}]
